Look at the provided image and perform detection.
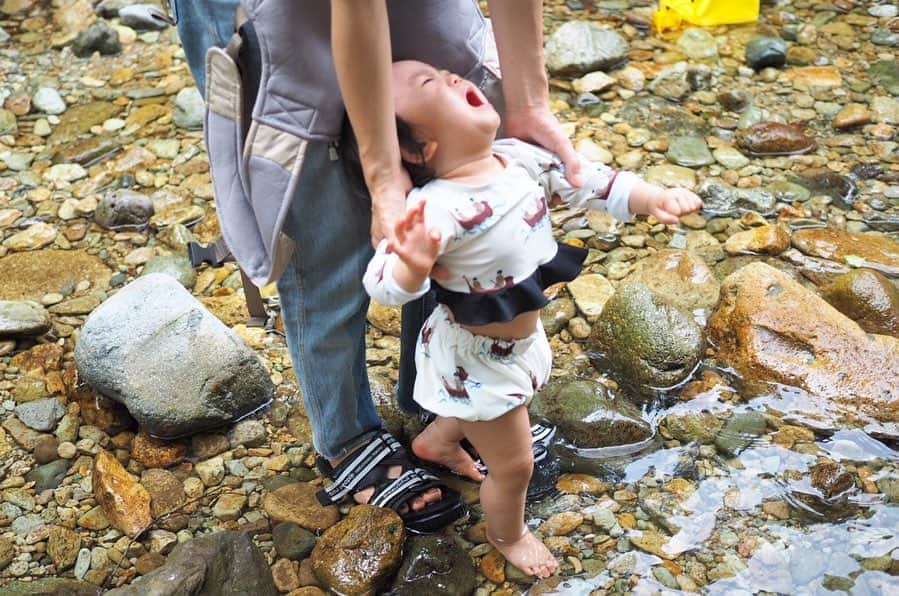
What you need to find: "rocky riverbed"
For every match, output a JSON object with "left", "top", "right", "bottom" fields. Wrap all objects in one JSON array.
[{"left": 1, "top": 0, "right": 898, "bottom": 594}]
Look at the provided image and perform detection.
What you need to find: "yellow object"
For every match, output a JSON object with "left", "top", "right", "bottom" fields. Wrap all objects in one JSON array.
[{"left": 653, "top": 0, "right": 759, "bottom": 33}]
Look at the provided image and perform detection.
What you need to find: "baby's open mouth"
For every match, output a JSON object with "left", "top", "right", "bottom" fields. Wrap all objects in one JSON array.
[{"left": 466, "top": 88, "right": 484, "bottom": 107}]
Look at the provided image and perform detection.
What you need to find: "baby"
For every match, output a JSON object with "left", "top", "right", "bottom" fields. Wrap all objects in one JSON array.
[{"left": 360, "top": 60, "right": 701, "bottom": 578}]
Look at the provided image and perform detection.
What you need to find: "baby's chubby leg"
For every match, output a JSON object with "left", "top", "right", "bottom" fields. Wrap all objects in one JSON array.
[
  {"left": 460, "top": 406, "right": 559, "bottom": 579},
  {"left": 412, "top": 416, "right": 485, "bottom": 482}
]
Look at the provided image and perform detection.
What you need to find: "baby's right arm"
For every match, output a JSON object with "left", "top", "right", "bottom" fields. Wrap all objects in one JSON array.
[{"left": 363, "top": 199, "right": 451, "bottom": 306}]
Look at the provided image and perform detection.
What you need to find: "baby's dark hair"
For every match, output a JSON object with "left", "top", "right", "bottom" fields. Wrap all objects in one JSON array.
[{"left": 338, "top": 113, "right": 436, "bottom": 201}]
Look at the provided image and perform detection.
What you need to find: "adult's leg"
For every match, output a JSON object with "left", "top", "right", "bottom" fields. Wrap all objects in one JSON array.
[
  {"left": 276, "top": 143, "right": 383, "bottom": 461},
  {"left": 171, "top": 0, "right": 241, "bottom": 94}
]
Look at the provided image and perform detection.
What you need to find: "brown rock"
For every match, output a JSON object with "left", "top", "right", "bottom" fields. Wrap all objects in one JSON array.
[
  {"left": 2, "top": 416, "right": 40, "bottom": 450},
  {"left": 724, "top": 224, "right": 791, "bottom": 255},
  {"left": 75, "top": 387, "right": 135, "bottom": 435},
  {"left": 540, "top": 511, "right": 584, "bottom": 536},
  {"left": 480, "top": 548, "right": 506, "bottom": 584},
  {"left": 629, "top": 529, "right": 673, "bottom": 559},
  {"left": 135, "top": 552, "right": 166, "bottom": 575},
  {"left": 93, "top": 450, "right": 153, "bottom": 537},
  {"left": 762, "top": 500, "right": 791, "bottom": 520},
  {"left": 272, "top": 558, "right": 301, "bottom": 593},
  {"left": 131, "top": 431, "right": 188, "bottom": 468},
  {"left": 464, "top": 520, "right": 489, "bottom": 544},
  {"left": 53, "top": 0, "right": 95, "bottom": 33},
  {"left": 10, "top": 343, "right": 63, "bottom": 378},
  {"left": 191, "top": 432, "right": 230, "bottom": 459},
  {"left": 737, "top": 122, "right": 816, "bottom": 156},
  {"left": 809, "top": 461, "right": 855, "bottom": 499},
  {"left": 77, "top": 505, "right": 110, "bottom": 530},
  {"left": 287, "top": 589, "right": 327, "bottom": 596},
  {"left": 297, "top": 558, "right": 319, "bottom": 588},
  {"left": 311, "top": 505, "right": 404, "bottom": 596},
  {"left": 140, "top": 468, "right": 187, "bottom": 519},
  {"left": 198, "top": 293, "right": 250, "bottom": 327},
  {"left": 0, "top": 250, "right": 112, "bottom": 302},
  {"left": 556, "top": 474, "right": 606, "bottom": 495},
  {"left": 832, "top": 103, "right": 872, "bottom": 129},
  {"left": 783, "top": 66, "right": 843, "bottom": 88},
  {"left": 47, "top": 525, "right": 80, "bottom": 570},
  {"left": 34, "top": 434, "right": 59, "bottom": 464},
  {"left": 822, "top": 269, "right": 899, "bottom": 337},
  {"left": 263, "top": 482, "right": 340, "bottom": 531},
  {"left": 367, "top": 302, "right": 402, "bottom": 335},
  {"left": 772, "top": 425, "right": 816, "bottom": 449},
  {"left": 708, "top": 263, "right": 899, "bottom": 424},
  {"left": 792, "top": 228, "right": 899, "bottom": 278},
  {"left": 620, "top": 249, "right": 720, "bottom": 311},
  {"left": 0, "top": 535, "right": 14, "bottom": 571}
]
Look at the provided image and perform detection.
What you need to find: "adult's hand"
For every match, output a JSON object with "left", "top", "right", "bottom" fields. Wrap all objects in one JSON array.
[
  {"left": 504, "top": 105, "right": 584, "bottom": 188},
  {"left": 369, "top": 172, "right": 412, "bottom": 246}
]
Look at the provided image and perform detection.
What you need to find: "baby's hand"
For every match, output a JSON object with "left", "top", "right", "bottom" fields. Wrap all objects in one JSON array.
[
  {"left": 647, "top": 187, "right": 703, "bottom": 225},
  {"left": 388, "top": 200, "right": 442, "bottom": 278}
]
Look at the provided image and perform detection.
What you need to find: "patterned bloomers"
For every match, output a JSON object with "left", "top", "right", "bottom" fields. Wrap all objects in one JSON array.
[{"left": 413, "top": 304, "right": 551, "bottom": 421}]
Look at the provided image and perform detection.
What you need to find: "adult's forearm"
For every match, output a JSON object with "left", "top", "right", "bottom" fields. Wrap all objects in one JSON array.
[
  {"left": 330, "top": 0, "right": 403, "bottom": 198},
  {"left": 486, "top": 0, "right": 549, "bottom": 111}
]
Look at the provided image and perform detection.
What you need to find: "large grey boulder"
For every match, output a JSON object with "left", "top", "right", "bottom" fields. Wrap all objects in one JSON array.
[
  {"left": 107, "top": 531, "right": 276, "bottom": 596},
  {"left": 545, "top": 21, "right": 628, "bottom": 76},
  {"left": 0, "top": 300, "right": 51, "bottom": 338},
  {"left": 74, "top": 274, "right": 273, "bottom": 439}
]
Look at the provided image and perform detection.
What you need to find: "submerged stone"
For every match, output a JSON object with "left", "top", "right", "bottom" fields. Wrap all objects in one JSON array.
[
  {"left": 792, "top": 228, "right": 899, "bottom": 278},
  {"left": 390, "top": 535, "right": 477, "bottom": 596},
  {"left": 737, "top": 122, "right": 816, "bottom": 156},
  {"left": 822, "top": 269, "right": 899, "bottom": 337}
]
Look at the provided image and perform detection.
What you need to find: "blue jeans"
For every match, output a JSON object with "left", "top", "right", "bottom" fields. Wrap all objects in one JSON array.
[{"left": 173, "top": 0, "right": 429, "bottom": 459}]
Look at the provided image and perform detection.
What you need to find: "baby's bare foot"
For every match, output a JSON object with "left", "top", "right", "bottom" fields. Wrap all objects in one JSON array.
[
  {"left": 412, "top": 424, "right": 485, "bottom": 482},
  {"left": 487, "top": 528, "right": 559, "bottom": 579}
]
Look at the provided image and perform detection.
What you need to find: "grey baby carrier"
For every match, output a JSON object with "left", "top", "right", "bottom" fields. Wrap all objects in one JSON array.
[{"left": 190, "top": 0, "right": 500, "bottom": 325}]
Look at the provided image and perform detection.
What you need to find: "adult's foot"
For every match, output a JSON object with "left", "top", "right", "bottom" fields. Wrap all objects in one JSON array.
[
  {"left": 412, "top": 419, "right": 485, "bottom": 482},
  {"left": 487, "top": 527, "right": 559, "bottom": 579},
  {"left": 330, "top": 443, "right": 442, "bottom": 513}
]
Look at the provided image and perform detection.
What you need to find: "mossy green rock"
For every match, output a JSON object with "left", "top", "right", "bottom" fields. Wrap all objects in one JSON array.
[
  {"left": 588, "top": 284, "right": 705, "bottom": 389},
  {"left": 664, "top": 409, "right": 724, "bottom": 444},
  {"left": 715, "top": 411, "right": 767, "bottom": 456},
  {"left": 390, "top": 535, "right": 477, "bottom": 595},
  {"left": 822, "top": 269, "right": 899, "bottom": 337},
  {"left": 541, "top": 297, "right": 577, "bottom": 335},
  {"left": 530, "top": 376, "right": 651, "bottom": 448}
]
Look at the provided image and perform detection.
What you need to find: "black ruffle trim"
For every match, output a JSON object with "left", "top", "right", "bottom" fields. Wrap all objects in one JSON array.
[{"left": 433, "top": 242, "right": 588, "bottom": 326}]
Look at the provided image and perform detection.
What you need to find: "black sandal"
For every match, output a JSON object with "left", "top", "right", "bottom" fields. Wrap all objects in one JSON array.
[{"left": 315, "top": 431, "right": 468, "bottom": 534}]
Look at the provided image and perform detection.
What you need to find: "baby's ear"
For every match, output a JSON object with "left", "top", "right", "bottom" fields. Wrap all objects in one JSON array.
[{"left": 401, "top": 140, "right": 438, "bottom": 165}]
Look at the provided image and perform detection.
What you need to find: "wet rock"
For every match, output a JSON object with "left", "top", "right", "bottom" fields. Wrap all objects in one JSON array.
[
  {"left": 530, "top": 376, "right": 652, "bottom": 448},
  {"left": 832, "top": 103, "right": 872, "bottom": 129},
  {"left": 872, "top": 96, "right": 899, "bottom": 124},
  {"left": 620, "top": 96, "right": 711, "bottom": 136},
  {"left": 714, "top": 410, "right": 767, "bottom": 456},
  {"left": 566, "top": 273, "right": 615, "bottom": 318},
  {"left": 667, "top": 136, "right": 714, "bottom": 168},
  {"left": 0, "top": 579, "right": 99, "bottom": 595},
  {"left": 47, "top": 102, "right": 122, "bottom": 148},
  {"left": 119, "top": 4, "right": 170, "bottom": 30},
  {"left": 792, "top": 228, "right": 899, "bottom": 278},
  {"left": 173, "top": 87, "right": 204, "bottom": 130},
  {"left": 649, "top": 62, "right": 692, "bottom": 101},
  {"left": 107, "top": 531, "right": 277, "bottom": 595},
  {"left": 32, "top": 87, "right": 66, "bottom": 115},
  {"left": 724, "top": 224, "right": 791, "bottom": 255},
  {"left": 793, "top": 172, "right": 856, "bottom": 210},
  {"left": 141, "top": 468, "right": 187, "bottom": 521},
  {"left": 93, "top": 449, "right": 152, "bottom": 538},
  {"left": 541, "top": 297, "right": 576, "bottom": 335},
  {"left": 664, "top": 410, "right": 723, "bottom": 444},
  {"left": 71, "top": 20, "right": 121, "bottom": 57},
  {"left": 718, "top": 89, "right": 752, "bottom": 113},
  {"left": 712, "top": 147, "right": 750, "bottom": 169},
  {"left": 708, "top": 263, "right": 899, "bottom": 424},
  {"left": 94, "top": 189, "right": 154, "bottom": 229},
  {"left": 139, "top": 255, "right": 196, "bottom": 288},
  {"left": 230, "top": 418, "right": 267, "bottom": 448},
  {"left": 311, "top": 504, "right": 404, "bottom": 596},
  {"left": 47, "top": 525, "right": 80, "bottom": 570},
  {"left": 273, "top": 522, "right": 316, "bottom": 561},
  {"left": 52, "top": 137, "right": 120, "bottom": 166},
  {"left": 745, "top": 36, "right": 787, "bottom": 70},
  {"left": 697, "top": 179, "right": 776, "bottom": 216},
  {"left": 737, "top": 122, "right": 816, "bottom": 156},
  {"left": 869, "top": 60, "right": 899, "bottom": 94},
  {"left": 589, "top": 284, "right": 705, "bottom": 389},
  {"left": 784, "top": 65, "right": 843, "bottom": 88},
  {"left": 0, "top": 300, "right": 50, "bottom": 338},
  {"left": 389, "top": 535, "right": 477, "bottom": 596},
  {"left": 822, "top": 269, "right": 899, "bottom": 337},
  {"left": 541, "top": 511, "right": 583, "bottom": 536},
  {"left": 26, "top": 459, "right": 71, "bottom": 492},
  {"left": 645, "top": 164, "right": 697, "bottom": 190},
  {"left": 264, "top": 482, "right": 339, "bottom": 531},
  {"left": 75, "top": 274, "right": 274, "bottom": 438},
  {"left": 131, "top": 431, "right": 187, "bottom": 468},
  {"left": 809, "top": 461, "right": 854, "bottom": 499},
  {"left": 14, "top": 398, "right": 65, "bottom": 432},
  {"left": 621, "top": 250, "right": 720, "bottom": 311},
  {"left": 544, "top": 21, "right": 628, "bottom": 75}
]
